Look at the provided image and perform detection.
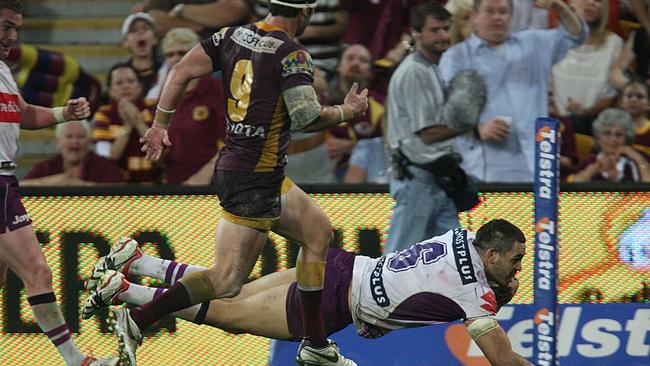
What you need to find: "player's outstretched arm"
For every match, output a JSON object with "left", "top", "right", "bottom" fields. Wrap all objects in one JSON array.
[
  {"left": 141, "top": 43, "right": 213, "bottom": 160},
  {"left": 19, "top": 96, "right": 90, "bottom": 130},
  {"left": 465, "top": 317, "right": 532, "bottom": 366},
  {"left": 283, "top": 82, "right": 368, "bottom": 133}
]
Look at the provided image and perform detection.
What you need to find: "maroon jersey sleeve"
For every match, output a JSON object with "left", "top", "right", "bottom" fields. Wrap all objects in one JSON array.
[
  {"left": 278, "top": 46, "right": 315, "bottom": 92},
  {"left": 200, "top": 29, "right": 226, "bottom": 72}
]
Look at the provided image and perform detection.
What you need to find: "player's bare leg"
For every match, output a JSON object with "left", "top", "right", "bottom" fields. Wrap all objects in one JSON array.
[
  {"left": 274, "top": 184, "right": 356, "bottom": 366},
  {"left": 0, "top": 225, "right": 117, "bottom": 366},
  {"left": 114, "top": 220, "right": 267, "bottom": 365},
  {"left": 90, "top": 267, "right": 296, "bottom": 340}
]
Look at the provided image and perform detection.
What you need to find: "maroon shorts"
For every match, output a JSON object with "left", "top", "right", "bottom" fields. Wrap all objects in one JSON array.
[
  {"left": 212, "top": 169, "right": 284, "bottom": 219},
  {"left": 286, "top": 248, "right": 356, "bottom": 340},
  {"left": 0, "top": 176, "right": 32, "bottom": 234}
]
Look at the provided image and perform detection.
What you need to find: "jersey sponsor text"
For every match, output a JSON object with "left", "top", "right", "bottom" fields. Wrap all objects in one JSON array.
[{"left": 452, "top": 228, "right": 477, "bottom": 285}]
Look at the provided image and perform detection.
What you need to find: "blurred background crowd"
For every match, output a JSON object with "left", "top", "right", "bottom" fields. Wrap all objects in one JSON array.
[{"left": 10, "top": 0, "right": 650, "bottom": 186}]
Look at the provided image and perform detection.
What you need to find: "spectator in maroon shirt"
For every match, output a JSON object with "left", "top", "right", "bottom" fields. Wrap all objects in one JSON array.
[
  {"left": 340, "top": 0, "right": 426, "bottom": 64},
  {"left": 22, "top": 120, "right": 126, "bottom": 186},
  {"left": 158, "top": 28, "right": 226, "bottom": 185}
]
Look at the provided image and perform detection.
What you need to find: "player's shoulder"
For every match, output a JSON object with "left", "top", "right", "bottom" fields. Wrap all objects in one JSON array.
[{"left": 279, "top": 46, "right": 314, "bottom": 78}]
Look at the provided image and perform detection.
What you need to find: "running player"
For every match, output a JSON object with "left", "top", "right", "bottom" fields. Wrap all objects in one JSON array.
[
  {"left": 111, "top": 0, "right": 368, "bottom": 365},
  {"left": 0, "top": 1, "right": 117, "bottom": 364},
  {"left": 86, "top": 219, "right": 531, "bottom": 365}
]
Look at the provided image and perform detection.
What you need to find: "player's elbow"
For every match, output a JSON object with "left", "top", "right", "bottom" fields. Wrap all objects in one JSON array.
[
  {"left": 288, "top": 101, "right": 321, "bottom": 132},
  {"left": 168, "top": 62, "right": 195, "bottom": 85}
]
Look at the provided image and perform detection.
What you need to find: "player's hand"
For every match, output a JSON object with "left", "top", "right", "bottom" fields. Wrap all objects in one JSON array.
[
  {"left": 344, "top": 82, "right": 369, "bottom": 119},
  {"left": 140, "top": 123, "right": 171, "bottom": 161},
  {"left": 64, "top": 97, "right": 90, "bottom": 120}
]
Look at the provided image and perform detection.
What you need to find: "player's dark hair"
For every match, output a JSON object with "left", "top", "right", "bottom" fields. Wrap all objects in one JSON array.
[
  {"left": 0, "top": 0, "right": 22, "bottom": 13},
  {"left": 106, "top": 62, "right": 141, "bottom": 87},
  {"left": 269, "top": 4, "right": 302, "bottom": 17},
  {"left": 410, "top": 1, "right": 451, "bottom": 32},
  {"left": 474, "top": 219, "right": 526, "bottom": 254}
]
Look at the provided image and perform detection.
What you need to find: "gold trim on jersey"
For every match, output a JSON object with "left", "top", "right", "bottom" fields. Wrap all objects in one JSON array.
[
  {"left": 254, "top": 96, "right": 286, "bottom": 172},
  {"left": 281, "top": 176, "right": 294, "bottom": 194}
]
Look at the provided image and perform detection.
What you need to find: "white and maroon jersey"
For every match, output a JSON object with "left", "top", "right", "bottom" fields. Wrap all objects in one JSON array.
[
  {"left": 349, "top": 228, "right": 497, "bottom": 338},
  {"left": 0, "top": 61, "right": 20, "bottom": 176}
]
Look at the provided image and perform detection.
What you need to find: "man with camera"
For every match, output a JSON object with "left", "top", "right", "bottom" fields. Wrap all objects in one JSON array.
[{"left": 385, "top": 1, "right": 486, "bottom": 252}]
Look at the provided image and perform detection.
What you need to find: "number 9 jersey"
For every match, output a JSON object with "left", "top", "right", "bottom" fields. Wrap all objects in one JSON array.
[
  {"left": 200, "top": 22, "right": 315, "bottom": 173},
  {"left": 349, "top": 228, "right": 498, "bottom": 338}
]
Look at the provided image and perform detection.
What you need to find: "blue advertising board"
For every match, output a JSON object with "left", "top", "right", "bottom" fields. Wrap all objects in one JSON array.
[{"left": 270, "top": 304, "right": 650, "bottom": 365}]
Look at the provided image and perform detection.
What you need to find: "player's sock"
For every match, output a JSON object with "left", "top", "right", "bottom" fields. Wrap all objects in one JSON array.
[
  {"left": 130, "top": 270, "right": 214, "bottom": 330},
  {"left": 119, "top": 284, "right": 208, "bottom": 323},
  {"left": 296, "top": 260, "right": 327, "bottom": 348},
  {"left": 129, "top": 254, "right": 206, "bottom": 284},
  {"left": 28, "top": 293, "right": 84, "bottom": 366}
]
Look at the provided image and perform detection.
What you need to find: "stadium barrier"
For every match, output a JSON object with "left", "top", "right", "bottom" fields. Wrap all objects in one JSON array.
[{"left": 0, "top": 183, "right": 648, "bottom": 365}]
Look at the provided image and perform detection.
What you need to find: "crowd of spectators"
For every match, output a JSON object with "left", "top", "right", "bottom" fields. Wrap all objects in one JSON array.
[{"left": 13, "top": 0, "right": 650, "bottom": 187}]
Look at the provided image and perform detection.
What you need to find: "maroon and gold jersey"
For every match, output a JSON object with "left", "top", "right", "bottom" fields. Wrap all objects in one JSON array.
[
  {"left": 200, "top": 22, "right": 314, "bottom": 173},
  {"left": 634, "top": 120, "right": 650, "bottom": 159},
  {"left": 92, "top": 99, "right": 162, "bottom": 184}
]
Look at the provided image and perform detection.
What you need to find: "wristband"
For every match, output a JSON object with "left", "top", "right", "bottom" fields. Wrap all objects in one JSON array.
[
  {"left": 53, "top": 107, "right": 66, "bottom": 123},
  {"left": 155, "top": 105, "right": 176, "bottom": 127},
  {"left": 334, "top": 105, "right": 345, "bottom": 123},
  {"left": 157, "top": 105, "right": 176, "bottom": 114}
]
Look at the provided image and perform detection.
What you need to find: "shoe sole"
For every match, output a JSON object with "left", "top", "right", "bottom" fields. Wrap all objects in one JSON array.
[{"left": 111, "top": 310, "right": 138, "bottom": 366}]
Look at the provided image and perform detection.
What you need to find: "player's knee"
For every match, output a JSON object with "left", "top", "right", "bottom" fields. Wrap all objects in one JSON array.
[{"left": 308, "top": 214, "right": 333, "bottom": 247}]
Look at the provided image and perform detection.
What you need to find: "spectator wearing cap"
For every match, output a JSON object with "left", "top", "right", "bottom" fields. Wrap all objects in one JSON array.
[
  {"left": 568, "top": 108, "right": 650, "bottom": 182},
  {"left": 145, "top": 0, "right": 252, "bottom": 39},
  {"left": 121, "top": 12, "right": 163, "bottom": 96},
  {"left": 22, "top": 120, "right": 126, "bottom": 186}
]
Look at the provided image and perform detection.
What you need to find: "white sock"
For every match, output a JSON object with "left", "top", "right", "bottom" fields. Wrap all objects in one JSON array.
[
  {"left": 28, "top": 293, "right": 84, "bottom": 366},
  {"left": 118, "top": 283, "right": 205, "bottom": 322},
  {"left": 129, "top": 254, "right": 206, "bottom": 284}
]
